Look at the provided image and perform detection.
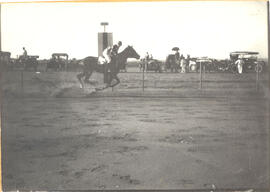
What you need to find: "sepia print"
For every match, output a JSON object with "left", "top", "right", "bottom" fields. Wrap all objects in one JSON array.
[{"left": 0, "top": 1, "right": 269, "bottom": 191}]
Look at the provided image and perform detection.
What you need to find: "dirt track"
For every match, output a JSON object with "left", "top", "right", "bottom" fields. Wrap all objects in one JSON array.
[{"left": 1, "top": 71, "right": 269, "bottom": 190}]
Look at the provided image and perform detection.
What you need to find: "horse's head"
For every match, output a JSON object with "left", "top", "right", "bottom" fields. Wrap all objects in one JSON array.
[{"left": 124, "top": 46, "right": 140, "bottom": 60}]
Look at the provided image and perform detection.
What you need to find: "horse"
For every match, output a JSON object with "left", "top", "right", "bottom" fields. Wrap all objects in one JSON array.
[{"left": 77, "top": 46, "right": 140, "bottom": 89}]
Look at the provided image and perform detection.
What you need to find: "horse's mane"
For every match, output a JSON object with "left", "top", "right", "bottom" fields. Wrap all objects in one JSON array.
[{"left": 119, "top": 46, "right": 135, "bottom": 55}]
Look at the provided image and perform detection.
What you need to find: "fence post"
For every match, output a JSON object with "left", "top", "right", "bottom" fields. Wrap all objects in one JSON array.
[
  {"left": 203, "top": 64, "right": 206, "bottom": 80},
  {"left": 200, "top": 62, "right": 202, "bottom": 89},
  {"left": 142, "top": 62, "right": 145, "bottom": 92},
  {"left": 20, "top": 70, "right": 24, "bottom": 97},
  {"left": 256, "top": 64, "right": 259, "bottom": 91}
]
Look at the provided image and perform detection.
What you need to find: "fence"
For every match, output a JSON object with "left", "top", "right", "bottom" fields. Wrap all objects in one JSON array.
[{"left": 2, "top": 64, "right": 267, "bottom": 99}]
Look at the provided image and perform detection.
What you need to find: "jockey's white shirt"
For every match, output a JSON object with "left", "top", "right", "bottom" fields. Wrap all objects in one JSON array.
[{"left": 103, "top": 47, "right": 112, "bottom": 64}]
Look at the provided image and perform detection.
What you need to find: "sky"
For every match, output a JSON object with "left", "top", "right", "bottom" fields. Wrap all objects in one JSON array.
[{"left": 1, "top": 1, "right": 268, "bottom": 60}]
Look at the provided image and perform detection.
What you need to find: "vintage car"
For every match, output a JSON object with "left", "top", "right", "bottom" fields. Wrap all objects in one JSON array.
[
  {"left": 11, "top": 55, "right": 39, "bottom": 71},
  {"left": 0, "top": 51, "right": 11, "bottom": 70},
  {"left": 189, "top": 57, "right": 214, "bottom": 72},
  {"left": 139, "top": 58, "right": 162, "bottom": 73},
  {"left": 46, "top": 53, "right": 69, "bottom": 71},
  {"left": 229, "top": 51, "right": 265, "bottom": 73}
]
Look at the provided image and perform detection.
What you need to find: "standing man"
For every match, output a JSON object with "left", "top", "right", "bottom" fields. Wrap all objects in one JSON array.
[
  {"left": 22, "top": 47, "right": 27, "bottom": 58},
  {"left": 20, "top": 47, "right": 28, "bottom": 66},
  {"left": 174, "top": 50, "right": 180, "bottom": 72},
  {"left": 186, "top": 54, "right": 190, "bottom": 72},
  {"left": 180, "top": 56, "right": 187, "bottom": 73},
  {"left": 145, "top": 52, "right": 150, "bottom": 61},
  {"left": 235, "top": 57, "right": 244, "bottom": 74}
]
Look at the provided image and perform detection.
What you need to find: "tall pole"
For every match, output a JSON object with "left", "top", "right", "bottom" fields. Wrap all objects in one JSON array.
[
  {"left": 101, "top": 22, "right": 109, "bottom": 33},
  {"left": 0, "top": 5, "right": 2, "bottom": 192},
  {"left": 0, "top": 3, "right": 2, "bottom": 52},
  {"left": 203, "top": 64, "right": 205, "bottom": 80}
]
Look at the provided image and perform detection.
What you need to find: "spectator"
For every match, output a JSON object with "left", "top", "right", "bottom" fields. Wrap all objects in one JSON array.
[
  {"left": 235, "top": 57, "right": 244, "bottom": 74},
  {"left": 22, "top": 47, "right": 27, "bottom": 58},
  {"left": 180, "top": 56, "right": 187, "bottom": 73},
  {"left": 145, "top": 52, "right": 150, "bottom": 61}
]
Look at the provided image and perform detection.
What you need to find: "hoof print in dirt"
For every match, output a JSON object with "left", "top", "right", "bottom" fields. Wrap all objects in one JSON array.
[
  {"left": 117, "top": 146, "right": 148, "bottom": 153},
  {"left": 159, "top": 134, "right": 194, "bottom": 144},
  {"left": 179, "top": 179, "right": 194, "bottom": 185},
  {"left": 113, "top": 174, "right": 140, "bottom": 185},
  {"left": 58, "top": 170, "right": 68, "bottom": 176},
  {"left": 112, "top": 133, "right": 137, "bottom": 142},
  {"left": 74, "top": 171, "right": 84, "bottom": 178},
  {"left": 91, "top": 164, "right": 107, "bottom": 172}
]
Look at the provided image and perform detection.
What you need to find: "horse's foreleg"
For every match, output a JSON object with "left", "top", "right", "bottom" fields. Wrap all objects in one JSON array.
[{"left": 110, "top": 75, "right": 120, "bottom": 87}]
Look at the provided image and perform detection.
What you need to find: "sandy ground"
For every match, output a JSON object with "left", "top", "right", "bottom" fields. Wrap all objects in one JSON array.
[{"left": 1, "top": 70, "right": 269, "bottom": 190}]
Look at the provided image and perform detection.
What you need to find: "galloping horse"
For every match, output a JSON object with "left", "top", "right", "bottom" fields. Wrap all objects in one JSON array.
[{"left": 77, "top": 46, "right": 140, "bottom": 89}]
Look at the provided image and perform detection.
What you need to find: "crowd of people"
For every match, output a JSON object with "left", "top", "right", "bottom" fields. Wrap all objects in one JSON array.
[
  {"left": 142, "top": 47, "right": 254, "bottom": 74},
  {"left": 173, "top": 49, "right": 191, "bottom": 73},
  {"left": 143, "top": 48, "right": 192, "bottom": 73},
  {"left": 18, "top": 45, "right": 259, "bottom": 75}
]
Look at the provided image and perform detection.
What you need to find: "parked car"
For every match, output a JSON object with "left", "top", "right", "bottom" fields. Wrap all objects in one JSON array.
[
  {"left": 46, "top": 53, "right": 69, "bottom": 71},
  {"left": 229, "top": 51, "right": 265, "bottom": 73},
  {"left": 139, "top": 58, "right": 162, "bottom": 73},
  {"left": 11, "top": 55, "right": 39, "bottom": 71},
  {"left": 0, "top": 51, "right": 11, "bottom": 71}
]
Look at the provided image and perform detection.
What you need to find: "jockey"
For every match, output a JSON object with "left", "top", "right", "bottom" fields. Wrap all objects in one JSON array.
[
  {"left": 102, "top": 47, "right": 112, "bottom": 64},
  {"left": 111, "top": 41, "right": 122, "bottom": 56},
  {"left": 102, "top": 41, "right": 122, "bottom": 84},
  {"left": 102, "top": 41, "right": 122, "bottom": 64}
]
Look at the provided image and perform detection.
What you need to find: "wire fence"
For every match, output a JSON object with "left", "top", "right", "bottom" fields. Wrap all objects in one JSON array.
[{"left": 2, "top": 70, "right": 267, "bottom": 99}]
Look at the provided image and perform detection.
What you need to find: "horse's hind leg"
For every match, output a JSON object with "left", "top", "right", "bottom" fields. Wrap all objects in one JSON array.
[
  {"left": 77, "top": 72, "right": 85, "bottom": 89},
  {"left": 84, "top": 70, "right": 93, "bottom": 83}
]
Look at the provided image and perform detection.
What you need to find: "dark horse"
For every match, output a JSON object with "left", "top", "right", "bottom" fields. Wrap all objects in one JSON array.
[
  {"left": 77, "top": 46, "right": 140, "bottom": 89},
  {"left": 165, "top": 54, "right": 179, "bottom": 73}
]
